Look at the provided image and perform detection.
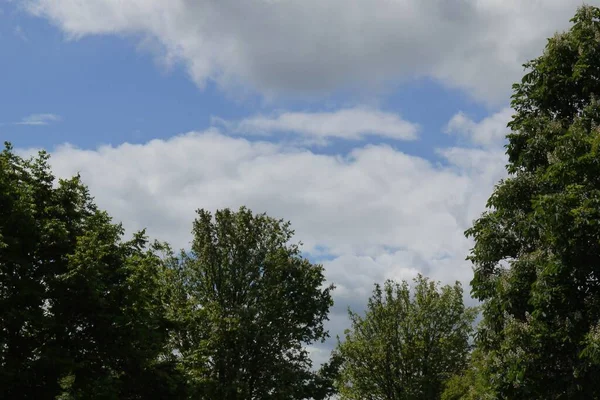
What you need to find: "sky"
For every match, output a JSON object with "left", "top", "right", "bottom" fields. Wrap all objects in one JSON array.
[{"left": 0, "top": 0, "right": 588, "bottom": 365}]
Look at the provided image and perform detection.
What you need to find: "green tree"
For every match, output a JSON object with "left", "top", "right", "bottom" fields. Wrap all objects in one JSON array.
[
  {"left": 440, "top": 349, "right": 494, "bottom": 400},
  {"left": 0, "top": 144, "right": 184, "bottom": 399},
  {"left": 466, "top": 6, "right": 600, "bottom": 398},
  {"left": 171, "top": 207, "right": 335, "bottom": 399},
  {"left": 335, "top": 275, "right": 477, "bottom": 400}
]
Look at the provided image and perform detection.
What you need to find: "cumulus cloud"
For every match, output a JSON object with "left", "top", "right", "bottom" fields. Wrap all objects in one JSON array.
[
  {"left": 16, "top": 113, "right": 62, "bottom": 126},
  {"left": 27, "top": 121, "right": 508, "bottom": 361},
  {"left": 43, "top": 131, "right": 503, "bottom": 261},
  {"left": 445, "top": 107, "right": 513, "bottom": 147},
  {"left": 215, "top": 107, "right": 419, "bottom": 143},
  {"left": 25, "top": 0, "right": 581, "bottom": 103}
]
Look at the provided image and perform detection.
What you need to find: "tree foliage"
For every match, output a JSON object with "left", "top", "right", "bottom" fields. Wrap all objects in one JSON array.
[
  {"left": 0, "top": 145, "right": 338, "bottom": 398},
  {"left": 170, "top": 207, "right": 336, "bottom": 399},
  {"left": 440, "top": 348, "right": 494, "bottom": 400},
  {"left": 335, "top": 275, "right": 476, "bottom": 400},
  {"left": 466, "top": 5, "right": 600, "bottom": 398},
  {"left": 0, "top": 144, "right": 184, "bottom": 399}
]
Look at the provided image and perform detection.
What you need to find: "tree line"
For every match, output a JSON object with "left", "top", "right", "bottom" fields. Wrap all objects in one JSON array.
[{"left": 2, "top": 5, "right": 600, "bottom": 399}]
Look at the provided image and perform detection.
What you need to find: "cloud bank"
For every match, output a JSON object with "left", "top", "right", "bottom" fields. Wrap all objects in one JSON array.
[
  {"left": 27, "top": 108, "right": 511, "bottom": 364},
  {"left": 26, "top": 0, "right": 581, "bottom": 103}
]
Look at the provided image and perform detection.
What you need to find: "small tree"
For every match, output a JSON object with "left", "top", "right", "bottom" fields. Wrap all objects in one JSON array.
[
  {"left": 172, "top": 207, "right": 335, "bottom": 399},
  {"left": 440, "top": 348, "right": 494, "bottom": 400},
  {"left": 335, "top": 275, "right": 477, "bottom": 400}
]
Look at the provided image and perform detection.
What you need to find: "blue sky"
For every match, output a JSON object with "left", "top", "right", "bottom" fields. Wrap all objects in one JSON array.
[
  {"left": 0, "top": 0, "right": 585, "bottom": 364},
  {"left": 1, "top": 0, "right": 490, "bottom": 157},
  {"left": 1, "top": 11, "right": 245, "bottom": 149}
]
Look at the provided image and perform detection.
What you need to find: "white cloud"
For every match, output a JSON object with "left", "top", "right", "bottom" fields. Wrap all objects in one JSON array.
[
  {"left": 16, "top": 113, "right": 62, "bottom": 126},
  {"left": 26, "top": 0, "right": 582, "bottom": 103},
  {"left": 445, "top": 107, "right": 513, "bottom": 147},
  {"left": 215, "top": 107, "right": 419, "bottom": 143},
  {"left": 27, "top": 121, "right": 508, "bottom": 363}
]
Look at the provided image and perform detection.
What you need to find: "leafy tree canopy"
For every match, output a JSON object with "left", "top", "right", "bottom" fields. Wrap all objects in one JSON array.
[
  {"left": 467, "top": 6, "right": 600, "bottom": 398},
  {"left": 170, "top": 207, "right": 336, "bottom": 399},
  {"left": 0, "top": 144, "right": 184, "bottom": 399},
  {"left": 336, "top": 275, "right": 476, "bottom": 400}
]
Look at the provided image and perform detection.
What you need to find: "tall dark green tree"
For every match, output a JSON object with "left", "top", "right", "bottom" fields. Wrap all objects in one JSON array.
[
  {"left": 335, "top": 275, "right": 477, "bottom": 400},
  {"left": 467, "top": 6, "right": 600, "bottom": 398},
  {"left": 0, "top": 144, "right": 184, "bottom": 399},
  {"left": 171, "top": 207, "right": 335, "bottom": 399}
]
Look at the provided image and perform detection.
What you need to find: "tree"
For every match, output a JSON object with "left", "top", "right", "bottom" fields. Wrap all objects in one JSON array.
[
  {"left": 335, "top": 275, "right": 477, "bottom": 400},
  {"left": 440, "top": 349, "right": 494, "bottom": 400},
  {"left": 0, "top": 144, "right": 184, "bottom": 399},
  {"left": 466, "top": 6, "right": 600, "bottom": 398},
  {"left": 170, "top": 207, "right": 335, "bottom": 399}
]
